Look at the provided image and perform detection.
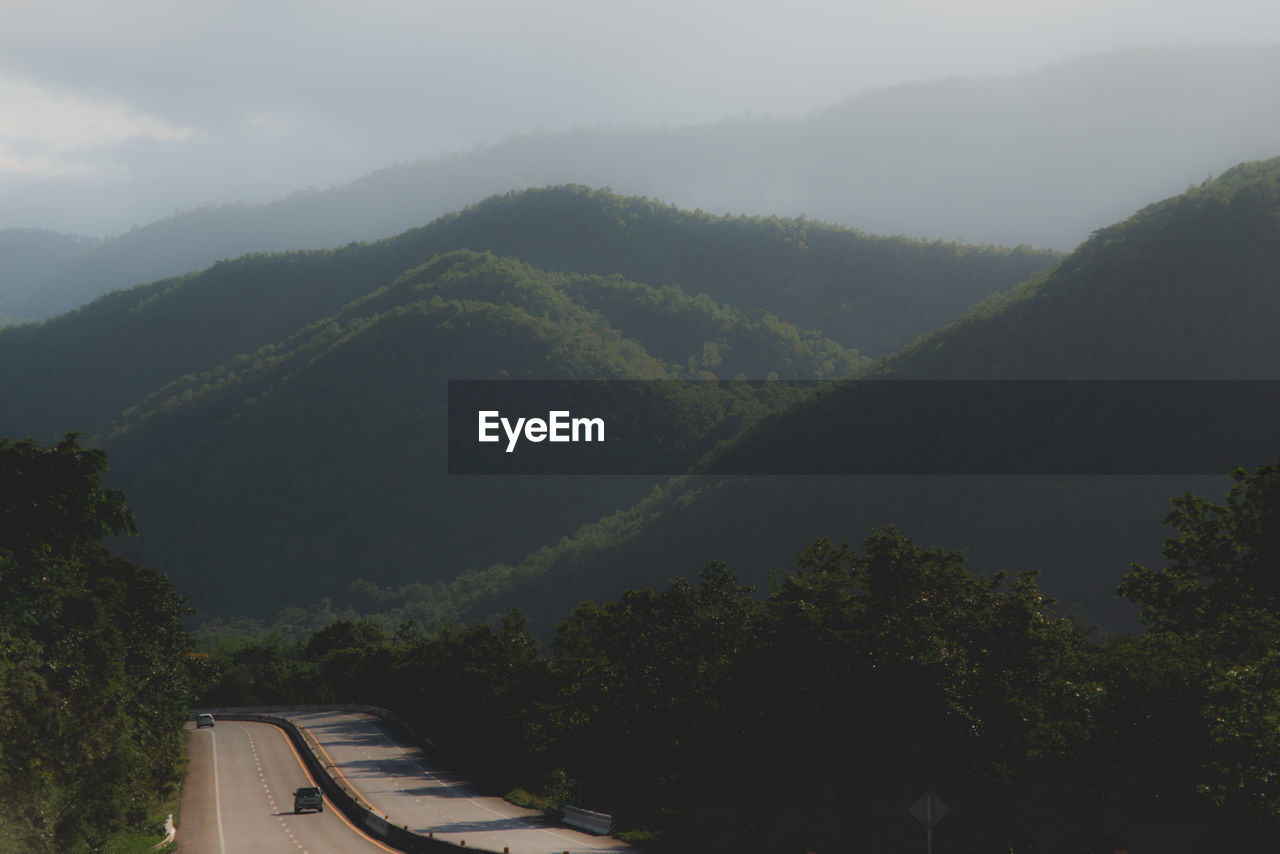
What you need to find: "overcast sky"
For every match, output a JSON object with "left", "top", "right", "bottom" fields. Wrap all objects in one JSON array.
[{"left": 2, "top": 0, "right": 1277, "bottom": 236}]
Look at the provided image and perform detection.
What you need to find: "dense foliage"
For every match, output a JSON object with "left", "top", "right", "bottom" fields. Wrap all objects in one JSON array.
[
  {"left": 0, "top": 435, "right": 195, "bottom": 853},
  {"left": 197, "top": 464, "right": 1280, "bottom": 851},
  {"left": 87, "top": 251, "right": 822, "bottom": 617}
]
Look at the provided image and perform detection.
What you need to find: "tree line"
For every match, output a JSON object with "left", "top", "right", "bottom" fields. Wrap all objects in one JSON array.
[
  {"left": 6, "top": 431, "right": 1278, "bottom": 851},
  {"left": 198, "top": 461, "right": 1280, "bottom": 853}
]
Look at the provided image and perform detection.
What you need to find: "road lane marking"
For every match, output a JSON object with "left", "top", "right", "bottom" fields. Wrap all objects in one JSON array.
[
  {"left": 266, "top": 720, "right": 401, "bottom": 854},
  {"left": 211, "top": 731, "right": 227, "bottom": 854}
]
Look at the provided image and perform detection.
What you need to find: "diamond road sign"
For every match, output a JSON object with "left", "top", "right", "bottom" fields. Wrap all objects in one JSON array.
[{"left": 909, "top": 790, "right": 948, "bottom": 829}]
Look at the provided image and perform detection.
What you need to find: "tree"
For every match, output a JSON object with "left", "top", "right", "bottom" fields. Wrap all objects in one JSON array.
[
  {"left": 1119, "top": 461, "right": 1280, "bottom": 651},
  {"left": 0, "top": 434, "right": 192, "bottom": 853},
  {"left": 0, "top": 433, "right": 136, "bottom": 559},
  {"left": 1114, "top": 462, "right": 1280, "bottom": 834}
]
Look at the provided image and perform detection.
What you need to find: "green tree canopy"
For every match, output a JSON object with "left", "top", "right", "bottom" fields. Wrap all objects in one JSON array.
[{"left": 0, "top": 434, "right": 191, "bottom": 853}]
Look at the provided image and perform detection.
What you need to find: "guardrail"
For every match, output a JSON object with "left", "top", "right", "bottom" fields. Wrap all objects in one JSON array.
[{"left": 562, "top": 805, "right": 615, "bottom": 836}]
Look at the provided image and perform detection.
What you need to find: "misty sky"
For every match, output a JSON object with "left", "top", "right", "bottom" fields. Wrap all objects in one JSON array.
[{"left": 2, "top": 0, "right": 1277, "bottom": 236}]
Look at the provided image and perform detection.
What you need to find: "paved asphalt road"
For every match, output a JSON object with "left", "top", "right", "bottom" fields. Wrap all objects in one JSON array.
[
  {"left": 179, "top": 720, "right": 398, "bottom": 854},
  {"left": 283, "top": 710, "right": 632, "bottom": 854}
]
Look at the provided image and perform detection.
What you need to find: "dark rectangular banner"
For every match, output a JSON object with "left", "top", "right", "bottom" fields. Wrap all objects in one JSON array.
[{"left": 447, "top": 380, "right": 1280, "bottom": 476}]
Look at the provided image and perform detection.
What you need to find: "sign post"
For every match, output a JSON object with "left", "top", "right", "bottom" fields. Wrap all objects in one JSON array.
[{"left": 909, "top": 790, "right": 948, "bottom": 854}]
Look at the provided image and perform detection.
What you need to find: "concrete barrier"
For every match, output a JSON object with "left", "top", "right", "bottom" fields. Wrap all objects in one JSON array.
[{"left": 563, "top": 805, "right": 615, "bottom": 836}]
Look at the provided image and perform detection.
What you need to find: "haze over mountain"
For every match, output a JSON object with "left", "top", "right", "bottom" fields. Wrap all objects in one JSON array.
[
  {"left": 2, "top": 45, "right": 1275, "bottom": 321},
  {"left": 7, "top": 0, "right": 1275, "bottom": 235},
  {"left": 0, "top": 229, "right": 99, "bottom": 322}
]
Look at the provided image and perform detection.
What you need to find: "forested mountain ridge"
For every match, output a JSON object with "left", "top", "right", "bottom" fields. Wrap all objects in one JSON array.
[
  {"left": 2, "top": 46, "right": 1270, "bottom": 319},
  {"left": 98, "top": 254, "right": 663, "bottom": 616},
  {"left": 88, "top": 249, "right": 824, "bottom": 617},
  {"left": 9, "top": 159, "right": 1276, "bottom": 633},
  {"left": 432, "top": 158, "right": 1280, "bottom": 635},
  {"left": 876, "top": 157, "right": 1280, "bottom": 379},
  {"left": 3, "top": 185, "right": 1054, "bottom": 624},
  {"left": 0, "top": 185, "right": 1048, "bottom": 443},
  {"left": 394, "top": 187, "right": 1058, "bottom": 356},
  {"left": 704, "top": 158, "right": 1280, "bottom": 470}
]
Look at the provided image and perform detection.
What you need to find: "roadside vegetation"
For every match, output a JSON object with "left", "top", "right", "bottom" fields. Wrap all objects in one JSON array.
[
  {"left": 0, "top": 436, "right": 196, "bottom": 854},
  {"left": 195, "top": 462, "right": 1280, "bottom": 852}
]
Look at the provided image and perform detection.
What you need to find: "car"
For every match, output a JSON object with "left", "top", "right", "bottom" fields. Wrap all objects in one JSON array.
[
  {"left": 293, "top": 787, "right": 323, "bottom": 814},
  {"left": 196, "top": 714, "right": 215, "bottom": 728}
]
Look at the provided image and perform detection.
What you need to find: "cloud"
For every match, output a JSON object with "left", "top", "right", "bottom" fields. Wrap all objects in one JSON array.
[
  {"left": 0, "top": 73, "right": 195, "bottom": 178},
  {"left": 1, "top": 0, "right": 1277, "bottom": 234}
]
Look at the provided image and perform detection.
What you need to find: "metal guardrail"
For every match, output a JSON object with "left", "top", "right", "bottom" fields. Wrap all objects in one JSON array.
[{"left": 562, "top": 805, "right": 615, "bottom": 836}]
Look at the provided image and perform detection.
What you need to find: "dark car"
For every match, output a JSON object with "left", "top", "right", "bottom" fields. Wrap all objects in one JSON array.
[
  {"left": 196, "top": 714, "right": 215, "bottom": 728},
  {"left": 293, "top": 786, "right": 323, "bottom": 814}
]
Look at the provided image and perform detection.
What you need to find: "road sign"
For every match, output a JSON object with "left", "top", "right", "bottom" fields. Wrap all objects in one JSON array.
[
  {"left": 909, "top": 790, "right": 948, "bottom": 829},
  {"left": 910, "top": 790, "right": 948, "bottom": 854}
]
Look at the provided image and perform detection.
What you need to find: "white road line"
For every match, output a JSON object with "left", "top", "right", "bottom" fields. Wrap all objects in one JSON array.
[{"left": 211, "top": 731, "right": 227, "bottom": 854}]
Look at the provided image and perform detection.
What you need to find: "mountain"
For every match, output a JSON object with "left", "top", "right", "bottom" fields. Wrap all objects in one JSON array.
[
  {"left": 97, "top": 247, "right": 856, "bottom": 618},
  {"left": 876, "top": 157, "right": 1280, "bottom": 380},
  {"left": 1, "top": 187, "right": 1056, "bottom": 620},
  {"left": 437, "top": 158, "right": 1280, "bottom": 635},
  {"left": 99, "top": 251, "right": 685, "bottom": 616},
  {"left": 4, "top": 45, "right": 1273, "bottom": 318},
  {"left": 0, "top": 185, "right": 1053, "bottom": 443}
]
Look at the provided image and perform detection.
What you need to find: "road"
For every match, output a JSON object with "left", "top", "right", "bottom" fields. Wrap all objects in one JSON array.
[
  {"left": 179, "top": 719, "right": 397, "bottom": 853},
  {"left": 285, "top": 710, "right": 632, "bottom": 854}
]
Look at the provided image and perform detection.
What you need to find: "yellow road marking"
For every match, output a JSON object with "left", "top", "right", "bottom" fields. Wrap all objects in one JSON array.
[
  {"left": 260, "top": 720, "right": 401, "bottom": 854},
  {"left": 303, "top": 727, "right": 381, "bottom": 815}
]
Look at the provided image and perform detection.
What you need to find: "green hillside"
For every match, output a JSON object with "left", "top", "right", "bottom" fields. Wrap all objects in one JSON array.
[
  {"left": 0, "top": 185, "right": 1054, "bottom": 624},
  {"left": 400, "top": 186, "right": 1059, "bottom": 356},
  {"left": 879, "top": 157, "right": 1280, "bottom": 379},
  {"left": 96, "top": 251, "right": 801, "bottom": 617},
  {"left": 434, "top": 159, "right": 1280, "bottom": 634},
  {"left": 0, "top": 185, "right": 1050, "bottom": 444}
]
